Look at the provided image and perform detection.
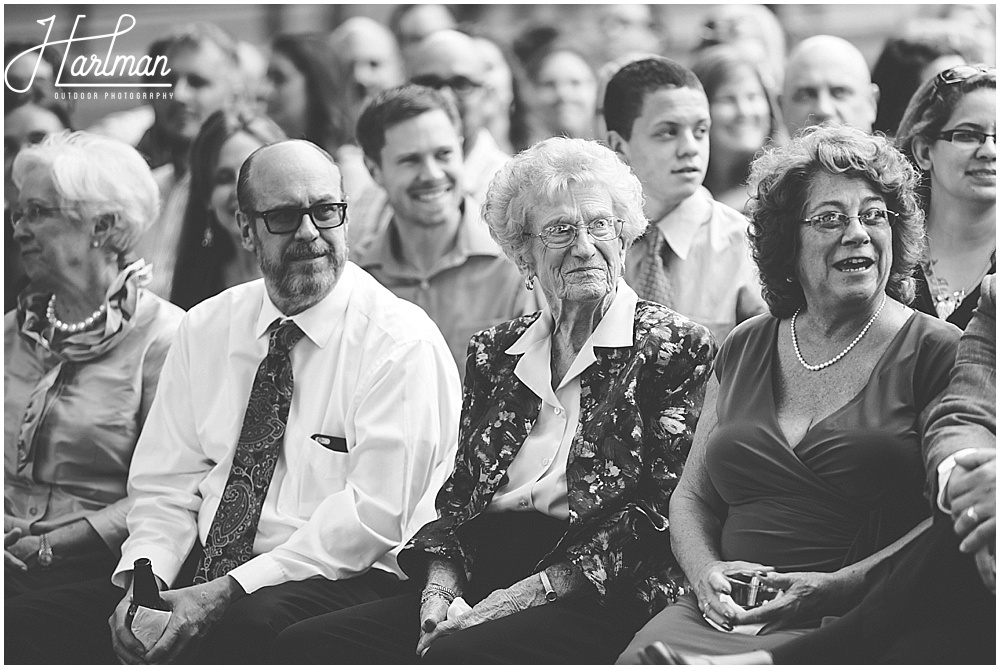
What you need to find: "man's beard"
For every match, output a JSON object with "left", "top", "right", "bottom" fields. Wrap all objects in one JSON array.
[{"left": 257, "top": 238, "right": 344, "bottom": 311}]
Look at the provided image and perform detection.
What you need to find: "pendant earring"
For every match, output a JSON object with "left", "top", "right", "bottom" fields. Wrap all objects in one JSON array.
[
  {"left": 525, "top": 275, "right": 535, "bottom": 291},
  {"left": 202, "top": 225, "right": 215, "bottom": 247}
]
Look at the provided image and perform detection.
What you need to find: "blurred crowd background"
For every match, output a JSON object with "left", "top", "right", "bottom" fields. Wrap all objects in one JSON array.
[
  {"left": 6, "top": 3, "right": 995, "bottom": 129},
  {"left": 5, "top": 3, "right": 996, "bottom": 311}
]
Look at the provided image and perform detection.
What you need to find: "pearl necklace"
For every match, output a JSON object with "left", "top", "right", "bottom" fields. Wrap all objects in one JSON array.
[
  {"left": 46, "top": 295, "right": 107, "bottom": 334},
  {"left": 790, "top": 295, "right": 887, "bottom": 372}
]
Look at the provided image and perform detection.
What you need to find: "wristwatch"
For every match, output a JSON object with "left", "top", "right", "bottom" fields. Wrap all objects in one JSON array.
[
  {"left": 37, "top": 533, "right": 53, "bottom": 568},
  {"left": 539, "top": 570, "right": 557, "bottom": 603}
]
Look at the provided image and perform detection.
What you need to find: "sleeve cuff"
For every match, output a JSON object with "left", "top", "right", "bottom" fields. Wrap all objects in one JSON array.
[
  {"left": 86, "top": 510, "right": 126, "bottom": 552},
  {"left": 114, "top": 544, "right": 187, "bottom": 590},
  {"left": 937, "top": 448, "right": 978, "bottom": 513},
  {"left": 226, "top": 553, "right": 287, "bottom": 594}
]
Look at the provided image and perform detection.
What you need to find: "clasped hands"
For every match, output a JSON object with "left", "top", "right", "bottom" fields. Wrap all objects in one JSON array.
[
  {"left": 415, "top": 577, "right": 545, "bottom": 656},
  {"left": 109, "top": 575, "right": 244, "bottom": 664},
  {"left": 692, "top": 560, "right": 839, "bottom": 633},
  {"left": 946, "top": 448, "right": 996, "bottom": 592}
]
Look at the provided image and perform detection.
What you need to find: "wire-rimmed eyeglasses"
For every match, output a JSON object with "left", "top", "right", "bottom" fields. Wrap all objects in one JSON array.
[{"left": 525, "top": 217, "right": 624, "bottom": 249}]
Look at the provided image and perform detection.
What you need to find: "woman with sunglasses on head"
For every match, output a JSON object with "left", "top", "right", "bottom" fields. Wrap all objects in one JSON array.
[
  {"left": 617, "top": 125, "right": 962, "bottom": 664},
  {"left": 896, "top": 64, "right": 996, "bottom": 330},
  {"left": 170, "top": 109, "right": 285, "bottom": 310}
]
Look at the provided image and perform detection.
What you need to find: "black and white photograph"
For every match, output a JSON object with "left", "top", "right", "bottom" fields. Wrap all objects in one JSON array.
[{"left": 4, "top": 3, "right": 996, "bottom": 664}]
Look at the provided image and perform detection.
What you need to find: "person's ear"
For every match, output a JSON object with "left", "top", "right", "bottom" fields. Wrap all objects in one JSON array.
[
  {"left": 236, "top": 211, "right": 257, "bottom": 253},
  {"left": 365, "top": 155, "right": 384, "bottom": 186},
  {"left": 606, "top": 130, "right": 631, "bottom": 165},
  {"left": 868, "top": 83, "right": 880, "bottom": 123},
  {"left": 912, "top": 135, "right": 934, "bottom": 172},
  {"left": 91, "top": 213, "right": 115, "bottom": 246}
]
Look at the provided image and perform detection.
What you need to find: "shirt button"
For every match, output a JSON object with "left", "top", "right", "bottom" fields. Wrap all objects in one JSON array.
[
  {"left": 519, "top": 500, "right": 529, "bottom": 508},
  {"left": 29, "top": 506, "right": 38, "bottom": 515},
  {"left": 542, "top": 458, "right": 550, "bottom": 466},
  {"left": 553, "top": 407, "right": 562, "bottom": 415},
  {"left": 419, "top": 280, "right": 430, "bottom": 290}
]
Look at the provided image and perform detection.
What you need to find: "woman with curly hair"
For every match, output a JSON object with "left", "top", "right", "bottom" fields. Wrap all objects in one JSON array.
[{"left": 617, "top": 125, "right": 961, "bottom": 662}]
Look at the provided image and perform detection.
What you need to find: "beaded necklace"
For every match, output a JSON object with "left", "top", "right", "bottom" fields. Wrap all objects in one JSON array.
[
  {"left": 46, "top": 295, "right": 107, "bottom": 334},
  {"left": 790, "top": 295, "right": 886, "bottom": 372}
]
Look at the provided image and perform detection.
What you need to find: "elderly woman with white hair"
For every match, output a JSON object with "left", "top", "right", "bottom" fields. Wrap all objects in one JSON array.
[
  {"left": 272, "top": 137, "right": 717, "bottom": 663},
  {"left": 4, "top": 132, "right": 183, "bottom": 622}
]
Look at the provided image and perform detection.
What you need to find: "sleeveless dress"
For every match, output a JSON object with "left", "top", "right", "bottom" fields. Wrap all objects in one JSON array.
[{"left": 618, "top": 311, "right": 960, "bottom": 659}]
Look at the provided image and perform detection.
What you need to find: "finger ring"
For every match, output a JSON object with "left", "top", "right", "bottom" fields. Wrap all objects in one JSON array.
[{"left": 966, "top": 506, "right": 980, "bottom": 523}]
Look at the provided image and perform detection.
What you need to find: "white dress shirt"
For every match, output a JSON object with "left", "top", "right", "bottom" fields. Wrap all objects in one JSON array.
[
  {"left": 487, "top": 281, "right": 638, "bottom": 519},
  {"left": 114, "top": 263, "right": 461, "bottom": 593},
  {"left": 625, "top": 186, "right": 767, "bottom": 343}
]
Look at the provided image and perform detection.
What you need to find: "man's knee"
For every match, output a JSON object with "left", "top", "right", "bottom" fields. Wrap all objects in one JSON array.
[{"left": 196, "top": 595, "right": 290, "bottom": 662}]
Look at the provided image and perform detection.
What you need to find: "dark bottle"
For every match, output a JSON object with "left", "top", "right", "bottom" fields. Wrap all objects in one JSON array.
[{"left": 132, "top": 558, "right": 168, "bottom": 611}]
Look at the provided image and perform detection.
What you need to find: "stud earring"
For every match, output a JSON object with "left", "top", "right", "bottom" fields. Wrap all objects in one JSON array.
[{"left": 92, "top": 239, "right": 101, "bottom": 248}]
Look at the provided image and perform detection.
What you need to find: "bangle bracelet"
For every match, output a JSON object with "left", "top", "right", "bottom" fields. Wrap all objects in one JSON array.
[
  {"left": 538, "top": 570, "right": 557, "bottom": 603},
  {"left": 421, "top": 584, "right": 458, "bottom": 605},
  {"left": 37, "top": 533, "right": 54, "bottom": 568}
]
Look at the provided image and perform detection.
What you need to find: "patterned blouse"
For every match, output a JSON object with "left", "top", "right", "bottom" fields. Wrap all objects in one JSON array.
[{"left": 398, "top": 297, "right": 717, "bottom": 616}]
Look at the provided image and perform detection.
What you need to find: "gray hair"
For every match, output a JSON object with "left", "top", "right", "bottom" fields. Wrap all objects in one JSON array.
[
  {"left": 12, "top": 131, "right": 159, "bottom": 264},
  {"left": 482, "top": 136, "right": 646, "bottom": 270}
]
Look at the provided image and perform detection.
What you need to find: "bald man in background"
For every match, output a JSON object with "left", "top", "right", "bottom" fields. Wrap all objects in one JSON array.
[
  {"left": 780, "top": 35, "right": 880, "bottom": 136},
  {"left": 329, "top": 17, "right": 404, "bottom": 129},
  {"left": 408, "top": 30, "right": 509, "bottom": 201}
]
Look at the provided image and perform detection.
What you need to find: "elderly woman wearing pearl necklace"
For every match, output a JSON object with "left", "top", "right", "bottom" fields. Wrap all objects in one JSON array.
[
  {"left": 617, "top": 126, "right": 963, "bottom": 663},
  {"left": 4, "top": 132, "right": 183, "bottom": 611}
]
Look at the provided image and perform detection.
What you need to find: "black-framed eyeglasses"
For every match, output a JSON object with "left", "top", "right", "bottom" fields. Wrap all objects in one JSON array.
[
  {"left": 410, "top": 74, "right": 484, "bottom": 97},
  {"left": 525, "top": 217, "right": 624, "bottom": 249},
  {"left": 801, "top": 208, "right": 898, "bottom": 233},
  {"left": 251, "top": 202, "right": 348, "bottom": 235},
  {"left": 936, "top": 128, "right": 997, "bottom": 147},
  {"left": 11, "top": 203, "right": 74, "bottom": 225}
]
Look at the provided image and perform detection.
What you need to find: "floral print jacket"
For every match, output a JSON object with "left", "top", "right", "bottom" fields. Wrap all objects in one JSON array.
[{"left": 398, "top": 300, "right": 717, "bottom": 617}]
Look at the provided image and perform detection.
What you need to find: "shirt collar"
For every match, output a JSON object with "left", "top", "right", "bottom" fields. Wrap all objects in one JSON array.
[
  {"left": 253, "top": 261, "right": 357, "bottom": 347},
  {"left": 354, "top": 196, "right": 501, "bottom": 276},
  {"left": 506, "top": 279, "right": 637, "bottom": 394},
  {"left": 655, "top": 186, "right": 714, "bottom": 261}
]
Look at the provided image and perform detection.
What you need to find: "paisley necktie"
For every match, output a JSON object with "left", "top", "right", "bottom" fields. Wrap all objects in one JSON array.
[{"left": 194, "top": 319, "right": 305, "bottom": 583}]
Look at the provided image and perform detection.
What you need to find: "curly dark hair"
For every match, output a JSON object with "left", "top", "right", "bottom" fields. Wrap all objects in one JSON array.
[{"left": 746, "top": 125, "right": 924, "bottom": 318}]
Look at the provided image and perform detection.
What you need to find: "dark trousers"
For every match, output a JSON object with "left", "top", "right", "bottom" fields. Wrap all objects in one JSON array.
[
  {"left": 6, "top": 549, "right": 123, "bottom": 663},
  {"left": 5, "top": 543, "right": 410, "bottom": 665},
  {"left": 271, "top": 513, "right": 649, "bottom": 664},
  {"left": 771, "top": 517, "right": 995, "bottom": 664}
]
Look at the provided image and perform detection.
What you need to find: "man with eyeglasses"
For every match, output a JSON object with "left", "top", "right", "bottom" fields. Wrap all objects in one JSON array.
[
  {"left": 104, "top": 139, "right": 460, "bottom": 663},
  {"left": 353, "top": 85, "right": 536, "bottom": 376},
  {"left": 408, "top": 30, "right": 510, "bottom": 204},
  {"left": 781, "top": 35, "right": 880, "bottom": 137},
  {"left": 605, "top": 57, "right": 767, "bottom": 344}
]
